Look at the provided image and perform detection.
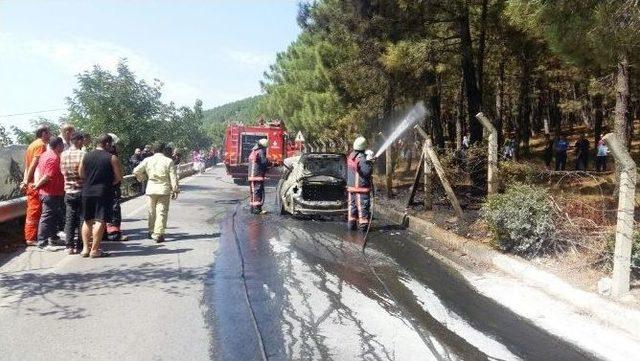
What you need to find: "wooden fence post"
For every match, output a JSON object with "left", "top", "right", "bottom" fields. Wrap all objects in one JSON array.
[
  {"left": 603, "top": 133, "right": 637, "bottom": 298},
  {"left": 422, "top": 142, "right": 433, "bottom": 209},
  {"left": 414, "top": 126, "right": 464, "bottom": 219},
  {"left": 475, "top": 112, "right": 499, "bottom": 195}
]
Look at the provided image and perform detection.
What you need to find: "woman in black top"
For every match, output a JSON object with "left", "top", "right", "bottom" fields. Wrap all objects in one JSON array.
[{"left": 79, "top": 134, "right": 122, "bottom": 258}]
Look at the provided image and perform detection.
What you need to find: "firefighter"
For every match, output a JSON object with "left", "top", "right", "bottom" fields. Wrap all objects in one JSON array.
[
  {"left": 347, "top": 136, "right": 374, "bottom": 232},
  {"left": 248, "top": 138, "right": 270, "bottom": 214}
]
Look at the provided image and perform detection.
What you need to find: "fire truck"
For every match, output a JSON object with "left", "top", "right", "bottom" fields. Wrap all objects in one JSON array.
[{"left": 222, "top": 119, "right": 301, "bottom": 184}]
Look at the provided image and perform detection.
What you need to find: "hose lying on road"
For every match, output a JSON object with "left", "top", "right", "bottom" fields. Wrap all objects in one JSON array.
[{"left": 230, "top": 200, "right": 269, "bottom": 361}]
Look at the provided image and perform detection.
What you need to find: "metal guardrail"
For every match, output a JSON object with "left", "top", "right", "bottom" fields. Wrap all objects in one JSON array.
[
  {"left": 0, "top": 162, "right": 197, "bottom": 224},
  {"left": 0, "top": 197, "right": 28, "bottom": 223}
]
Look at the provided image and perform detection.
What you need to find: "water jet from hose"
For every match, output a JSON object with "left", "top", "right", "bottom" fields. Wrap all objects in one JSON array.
[{"left": 374, "top": 101, "right": 428, "bottom": 159}]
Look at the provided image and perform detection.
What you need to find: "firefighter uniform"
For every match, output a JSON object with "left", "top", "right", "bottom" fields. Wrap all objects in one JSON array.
[
  {"left": 347, "top": 139, "right": 373, "bottom": 231},
  {"left": 248, "top": 139, "right": 269, "bottom": 214}
]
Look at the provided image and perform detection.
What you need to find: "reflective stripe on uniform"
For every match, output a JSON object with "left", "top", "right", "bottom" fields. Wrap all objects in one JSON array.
[
  {"left": 248, "top": 176, "right": 265, "bottom": 181},
  {"left": 347, "top": 186, "right": 371, "bottom": 193},
  {"left": 347, "top": 192, "right": 355, "bottom": 222}
]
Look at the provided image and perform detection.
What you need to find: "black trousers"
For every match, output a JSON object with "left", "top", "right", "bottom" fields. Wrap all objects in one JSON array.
[
  {"left": 64, "top": 192, "right": 83, "bottom": 249},
  {"left": 555, "top": 152, "right": 567, "bottom": 171},
  {"left": 104, "top": 184, "right": 123, "bottom": 241},
  {"left": 37, "top": 195, "right": 64, "bottom": 247},
  {"left": 249, "top": 181, "right": 264, "bottom": 213},
  {"left": 347, "top": 191, "right": 371, "bottom": 231},
  {"left": 575, "top": 155, "right": 588, "bottom": 171},
  {"left": 596, "top": 156, "right": 607, "bottom": 171}
]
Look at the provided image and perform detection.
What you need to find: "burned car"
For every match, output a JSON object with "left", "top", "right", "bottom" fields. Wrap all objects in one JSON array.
[{"left": 275, "top": 153, "right": 348, "bottom": 216}]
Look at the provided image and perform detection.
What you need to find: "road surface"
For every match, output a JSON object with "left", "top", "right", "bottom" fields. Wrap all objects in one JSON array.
[{"left": 0, "top": 167, "right": 598, "bottom": 360}]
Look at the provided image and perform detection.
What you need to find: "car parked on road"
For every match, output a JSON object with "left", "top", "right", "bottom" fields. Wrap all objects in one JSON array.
[{"left": 275, "top": 153, "right": 347, "bottom": 216}]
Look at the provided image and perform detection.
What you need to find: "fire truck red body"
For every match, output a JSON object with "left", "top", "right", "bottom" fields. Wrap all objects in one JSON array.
[{"left": 223, "top": 120, "right": 300, "bottom": 183}]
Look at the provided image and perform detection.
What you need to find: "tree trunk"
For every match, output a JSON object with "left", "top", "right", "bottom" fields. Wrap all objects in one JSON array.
[
  {"left": 477, "top": 0, "right": 489, "bottom": 102},
  {"left": 615, "top": 53, "right": 631, "bottom": 148},
  {"left": 457, "top": 8, "right": 482, "bottom": 144},
  {"left": 431, "top": 77, "right": 445, "bottom": 148},
  {"left": 404, "top": 137, "right": 414, "bottom": 173},
  {"left": 575, "top": 82, "right": 593, "bottom": 129},
  {"left": 515, "top": 58, "right": 532, "bottom": 159},
  {"left": 456, "top": 76, "right": 464, "bottom": 150},
  {"left": 593, "top": 93, "right": 604, "bottom": 145},
  {"left": 549, "top": 90, "right": 562, "bottom": 136},
  {"left": 495, "top": 60, "right": 505, "bottom": 149}
]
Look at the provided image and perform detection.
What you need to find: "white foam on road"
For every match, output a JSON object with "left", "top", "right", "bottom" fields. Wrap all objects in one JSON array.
[{"left": 400, "top": 278, "right": 521, "bottom": 361}]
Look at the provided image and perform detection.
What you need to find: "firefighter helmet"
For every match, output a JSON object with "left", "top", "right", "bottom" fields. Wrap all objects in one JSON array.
[
  {"left": 258, "top": 138, "right": 269, "bottom": 148},
  {"left": 353, "top": 136, "right": 367, "bottom": 151}
]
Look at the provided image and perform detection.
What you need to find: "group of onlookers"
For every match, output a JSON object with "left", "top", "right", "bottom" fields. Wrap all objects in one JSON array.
[
  {"left": 543, "top": 133, "right": 609, "bottom": 172},
  {"left": 20, "top": 123, "right": 181, "bottom": 256}
]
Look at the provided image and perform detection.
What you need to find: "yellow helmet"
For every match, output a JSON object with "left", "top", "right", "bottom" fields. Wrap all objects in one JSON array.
[{"left": 258, "top": 138, "right": 269, "bottom": 148}]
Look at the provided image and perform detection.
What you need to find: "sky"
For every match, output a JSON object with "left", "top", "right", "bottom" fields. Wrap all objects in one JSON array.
[{"left": 0, "top": 0, "right": 301, "bottom": 132}]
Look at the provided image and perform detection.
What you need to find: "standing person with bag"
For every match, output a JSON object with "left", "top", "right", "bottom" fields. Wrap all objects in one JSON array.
[
  {"left": 133, "top": 142, "right": 179, "bottom": 243},
  {"left": 80, "top": 134, "right": 122, "bottom": 258}
]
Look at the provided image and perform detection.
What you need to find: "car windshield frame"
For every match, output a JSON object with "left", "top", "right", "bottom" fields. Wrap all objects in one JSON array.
[{"left": 300, "top": 153, "right": 346, "bottom": 179}]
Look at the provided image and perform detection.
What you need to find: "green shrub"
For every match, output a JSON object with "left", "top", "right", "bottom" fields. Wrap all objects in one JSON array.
[
  {"left": 499, "top": 161, "right": 541, "bottom": 189},
  {"left": 482, "top": 183, "right": 556, "bottom": 256},
  {"left": 605, "top": 231, "right": 640, "bottom": 270}
]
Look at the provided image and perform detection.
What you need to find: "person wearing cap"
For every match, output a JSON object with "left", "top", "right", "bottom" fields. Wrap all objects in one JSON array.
[
  {"left": 60, "top": 131, "right": 86, "bottom": 253},
  {"left": 133, "top": 141, "right": 179, "bottom": 243},
  {"left": 347, "top": 136, "right": 374, "bottom": 232},
  {"left": 20, "top": 125, "right": 51, "bottom": 246},
  {"left": 247, "top": 138, "right": 271, "bottom": 214}
]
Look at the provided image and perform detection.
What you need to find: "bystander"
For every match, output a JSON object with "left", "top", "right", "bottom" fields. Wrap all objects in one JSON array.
[
  {"left": 20, "top": 125, "right": 51, "bottom": 246},
  {"left": 59, "top": 123, "right": 75, "bottom": 151},
  {"left": 32, "top": 137, "right": 66, "bottom": 251},
  {"left": 555, "top": 134, "right": 569, "bottom": 171},
  {"left": 574, "top": 134, "right": 590, "bottom": 171},
  {"left": 80, "top": 134, "right": 122, "bottom": 258},
  {"left": 61, "top": 132, "right": 86, "bottom": 254},
  {"left": 596, "top": 135, "right": 610, "bottom": 172},
  {"left": 134, "top": 142, "right": 179, "bottom": 243}
]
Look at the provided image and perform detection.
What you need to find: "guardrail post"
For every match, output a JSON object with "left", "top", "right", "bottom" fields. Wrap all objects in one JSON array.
[
  {"left": 604, "top": 133, "right": 637, "bottom": 298},
  {"left": 475, "top": 112, "right": 499, "bottom": 195}
]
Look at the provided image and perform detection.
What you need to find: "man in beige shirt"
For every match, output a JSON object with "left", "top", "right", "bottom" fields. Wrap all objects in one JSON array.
[{"left": 133, "top": 142, "right": 179, "bottom": 243}]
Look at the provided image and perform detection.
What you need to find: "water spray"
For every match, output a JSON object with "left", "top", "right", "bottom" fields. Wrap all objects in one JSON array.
[
  {"left": 362, "top": 101, "right": 428, "bottom": 251},
  {"left": 373, "top": 101, "right": 428, "bottom": 159}
]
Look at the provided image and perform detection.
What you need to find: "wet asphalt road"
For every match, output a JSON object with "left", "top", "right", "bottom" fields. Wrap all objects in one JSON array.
[{"left": 205, "top": 169, "right": 598, "bottom": 361}]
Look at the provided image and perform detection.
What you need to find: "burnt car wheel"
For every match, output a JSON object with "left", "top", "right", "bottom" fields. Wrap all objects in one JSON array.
[{"left": 275, "top": 179, "right": 288, "bottom": 215}]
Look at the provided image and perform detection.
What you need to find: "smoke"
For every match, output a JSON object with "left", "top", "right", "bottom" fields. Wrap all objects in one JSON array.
[{"left": 374, "top": 101, "right": 428, "bottom": 158}]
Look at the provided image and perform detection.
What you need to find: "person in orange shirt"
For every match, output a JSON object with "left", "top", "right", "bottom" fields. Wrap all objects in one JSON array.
[{"left": 20, "top": 125, "right": 51, "bottom": 246}]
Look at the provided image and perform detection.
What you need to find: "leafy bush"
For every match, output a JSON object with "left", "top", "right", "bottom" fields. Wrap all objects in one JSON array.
[
  {"left": 482, "top": 183, "right": 556, "bottom": 256},
  {"left": 605, "top": 231, "right": 640, "bottom": 271},
  {"left": 499, "top": 161, "right": 541, "bottom": 189}
]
